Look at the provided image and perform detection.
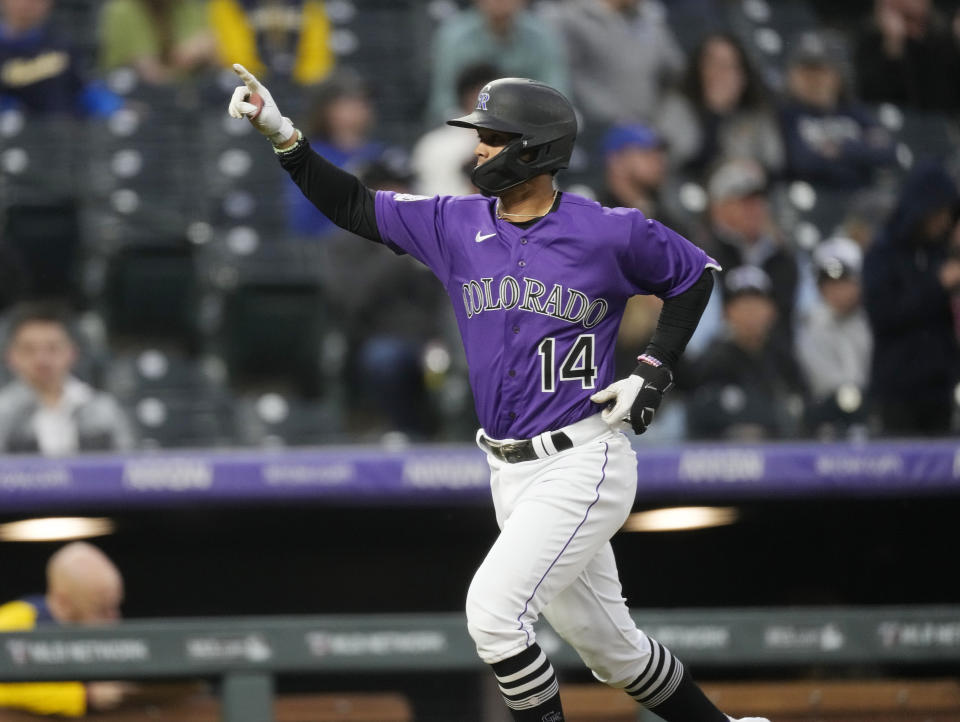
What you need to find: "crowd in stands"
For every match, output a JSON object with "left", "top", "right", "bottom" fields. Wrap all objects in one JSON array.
[{"left": 1, "top": 0, "right": 959, "bottom": 451}]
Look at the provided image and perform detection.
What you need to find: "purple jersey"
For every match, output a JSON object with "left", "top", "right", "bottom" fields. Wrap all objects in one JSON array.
[{"left": 374, "top": 191, "right": 716, "bottom": 439}]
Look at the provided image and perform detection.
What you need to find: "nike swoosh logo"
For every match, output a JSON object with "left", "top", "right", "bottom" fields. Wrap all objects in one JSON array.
[{"left": 475, "top": 231, "right": 496, "bottom": 243}]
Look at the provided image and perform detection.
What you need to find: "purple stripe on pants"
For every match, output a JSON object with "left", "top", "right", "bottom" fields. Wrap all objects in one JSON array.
[{"left": 515, "top": 441, "right": 610, "bottom": 647}]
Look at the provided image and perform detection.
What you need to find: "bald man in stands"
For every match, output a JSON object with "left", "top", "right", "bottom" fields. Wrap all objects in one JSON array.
[{"left": 0, "top": 542, "right": 130, "bottom": 716}]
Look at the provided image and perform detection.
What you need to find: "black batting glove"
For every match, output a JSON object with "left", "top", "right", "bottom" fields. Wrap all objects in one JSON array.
[{"left": 628, "top": 355, "right": 674, "bottom": 435}]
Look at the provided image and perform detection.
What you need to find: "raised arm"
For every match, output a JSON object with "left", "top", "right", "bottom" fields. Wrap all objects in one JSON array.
[{"left": 226, "top": 64, "right": 381, "bottom": 242}]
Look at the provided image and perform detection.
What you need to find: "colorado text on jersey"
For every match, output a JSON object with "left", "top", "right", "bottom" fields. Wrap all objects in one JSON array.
[{"left": 461, "top": 275, "right": 609, "bottom": 328}]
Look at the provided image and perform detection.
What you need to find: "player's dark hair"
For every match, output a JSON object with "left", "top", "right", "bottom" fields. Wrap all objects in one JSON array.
[
  {"left": 5, "top": 301, "right": 76, "bottom": 348},
  {"left": 684, "top": 32, "right": 770, "bottom": 114}
]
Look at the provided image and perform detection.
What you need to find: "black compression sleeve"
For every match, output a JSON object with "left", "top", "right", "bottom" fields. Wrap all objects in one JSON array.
[
  {"left": 276, "top": 137, "right": 381, "bottom": 242},
  {"left": 641, "top": 268, "right": 715, "bottom": 368}
]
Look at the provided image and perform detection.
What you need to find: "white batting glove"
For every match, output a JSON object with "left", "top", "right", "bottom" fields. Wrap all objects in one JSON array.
[
  {"left": 227, "top": 63, "right": 295, "bottom": 146},
  {"left": 590, "top": 375, "right": 644, "bottom": 431}
]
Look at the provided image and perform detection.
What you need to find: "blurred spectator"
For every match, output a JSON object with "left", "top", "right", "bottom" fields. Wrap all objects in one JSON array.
[
  {"left": 0, "top": 0, "right": 120, "bottom": 115},
  {"left": 0, "top": 303, "right": 134, "bottom": 455},
  {"left": 295, "top": 69, "right": 382, "bottom": 170},
  {"left": 687, "top": 266, "right": 807, "bottom": 440},
  {"left": 855, "top": 0, "right": 960, "bottom": 112},
  {"left": 0, "top": 542, "right": 130, "bottom": 716},
  {"left": 288, "top": 69, "right": 387, "bottom": 237},
  {"left": 797, "top": 237, "right": 872, "bottom": 438},
  {"left": 321, "top": 162, "right": 450, "bottom": 439},
  {"left": 780, "top": 30, "right": 897, "bottom": 189},
  {"left": 411, "top": 62, "right": 498, "bottom": 197},
  {"left": 657, "top": 32, "right": 783, "bottom": 177},
  {"left": 427, "top": 0, "right": 568, "bottom": 123},
  {"left": 545, "top": 0, "right": 683, "bottom": 127},
  {"left": 598, "top": 122, "right": 688, "bottom": 234},
  {"left": 209, "top": 0, "right": 334, "bottom": 85},
  {"left": 99, "top": 0, "right": 217, "bottom": 84},
  {"left": 700, "top": 159, "right": 799, "bottom": 346},
  {"left": 863, "top": 162, "right": 960, "bottom": 435}
]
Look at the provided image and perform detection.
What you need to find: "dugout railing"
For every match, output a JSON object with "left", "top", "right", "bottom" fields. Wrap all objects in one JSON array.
[{"left": 2, "top": 606, "right": 960, "bottom": 721}]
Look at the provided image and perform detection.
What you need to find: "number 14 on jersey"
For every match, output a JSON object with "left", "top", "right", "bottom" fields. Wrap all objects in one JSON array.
[{"left": 537, "top": 334, "right": 597, "bottom": 392}]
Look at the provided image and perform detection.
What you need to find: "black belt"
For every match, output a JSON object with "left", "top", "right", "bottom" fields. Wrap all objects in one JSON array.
[{"left": 483, "top": 430, "right": 573, "bottom": 464}]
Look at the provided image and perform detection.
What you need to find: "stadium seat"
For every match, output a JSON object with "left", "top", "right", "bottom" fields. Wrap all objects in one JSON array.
[
  {"left": 100, "top": 241, "right": 202, "bottom": 351},
  {"left": 214, "top": 279, "right": 328, "bottom": 399},
  {"left": 1, "top": 200, "right": 83, "bottom": 303},
  {"left": 199, "top": 234, "right": 332, "bottom": 401}
]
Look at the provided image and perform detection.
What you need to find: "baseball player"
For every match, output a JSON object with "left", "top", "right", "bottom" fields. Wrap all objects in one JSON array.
[{"left": 228, "top": 68, "right": 768, "bottom": 722}]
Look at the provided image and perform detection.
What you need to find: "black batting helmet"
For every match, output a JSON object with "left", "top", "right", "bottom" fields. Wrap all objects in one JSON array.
[{"left": 447, "top": 78, "right": 578, "bottom": 196}]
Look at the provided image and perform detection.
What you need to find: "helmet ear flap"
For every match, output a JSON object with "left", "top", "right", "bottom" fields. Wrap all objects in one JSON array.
[
  {"left": 518, "top": 145, "right": 540, "bottom": 163},
  {"left": 521, "top": 139, "right": 571, "bottom": 174}
]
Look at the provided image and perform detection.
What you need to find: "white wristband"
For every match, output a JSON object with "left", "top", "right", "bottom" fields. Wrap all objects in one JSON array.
[{"left": 268, "top": 117, "right": 296, "bottom": 147}]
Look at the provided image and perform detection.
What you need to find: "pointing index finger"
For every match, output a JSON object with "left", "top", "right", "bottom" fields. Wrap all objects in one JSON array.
[{"left": 232, "top": 63, "right": 261, "bottom": 93}]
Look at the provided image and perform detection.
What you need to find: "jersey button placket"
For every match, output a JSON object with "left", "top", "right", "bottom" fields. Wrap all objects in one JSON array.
[{"left": 503, "top": 301, "right": 522, "bottom": 429}]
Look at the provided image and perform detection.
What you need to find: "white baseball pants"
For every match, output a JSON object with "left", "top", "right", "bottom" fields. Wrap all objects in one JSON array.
[{"left": 468, "top": 413, "right": 653, "bottom": 688}]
